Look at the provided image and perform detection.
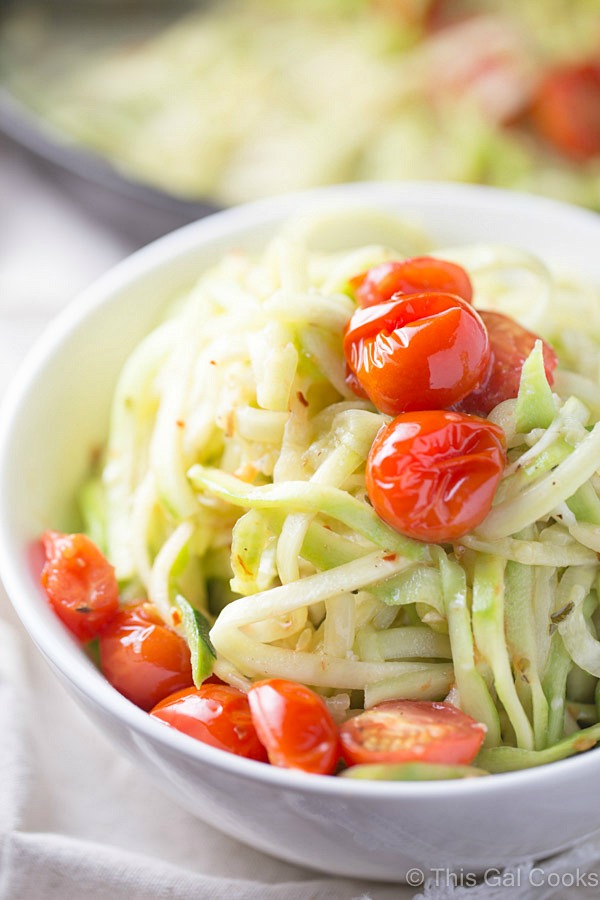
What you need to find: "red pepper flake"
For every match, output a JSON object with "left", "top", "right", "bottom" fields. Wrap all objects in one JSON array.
[
  {"left": 382, "top": 553, "right": 397, "bottom": 562},
  {"left": 90, "top": 444, "right": 103, "bottom": 467},
  {"left": 573, "top": 737, "right": 597, "bottom": 753},
  {"left": 176, "top": 420, "right": 185, "bottom": 429},
  {"left": 296, "top": 391, "right": 309, "bottom": 407},
  {"left": 223, "top": 411, "right": 235, "bottom": 438},
  {"left": 236, "top": 554, "right": 252, "bottom": 576},
  {"left": 171, "top": 609, "right": 183, "bottom": 627},
  {"left": 210, "top": 360, "right": 217, "bottom": 366},
  {"left": 233, "top": 463, "right": 258, "bottom": 482}
]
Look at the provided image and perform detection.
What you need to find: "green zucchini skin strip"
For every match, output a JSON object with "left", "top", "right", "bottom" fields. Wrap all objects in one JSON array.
[
  {"left": 472, "top": 554, "right": 534, "bottom": 750},
  {"left": 173, "top": 594, "right": 216, "bottom": 687},
  {"left": 213, "top": 549, "right": 417, "bottom": 632},
  {"left": 543, "top": 633, "right": 573, "bottom": 747},
  {"left": 476, "top": 723, "right": 600, "bottom": 773},
  {"left": 477, "top": 422, "right": 600, "bottom": 541},
  {"left": 188, "top": 465, "right": 428, "bottom": 561},
  {"left": 440, "top": 555, "right": 501, "bottom": 747},
  {"left": 341, "top": 763, "right": 489, "bottom": 781},
  {"left": 503, "top": 557, "right": 549, "bottom": 751},
  {"left": 514, "top": 340, "right": 556, "bottom": 433}
]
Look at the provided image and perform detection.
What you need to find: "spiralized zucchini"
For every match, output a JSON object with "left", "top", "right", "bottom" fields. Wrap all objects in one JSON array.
[{"left": 82, "top": 206, "right": 600, "bottom": 772}]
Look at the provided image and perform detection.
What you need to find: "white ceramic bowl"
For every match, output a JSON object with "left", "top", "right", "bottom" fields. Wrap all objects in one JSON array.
[{"left": 2, "top": 182, "right": 600, "bottom": 882}]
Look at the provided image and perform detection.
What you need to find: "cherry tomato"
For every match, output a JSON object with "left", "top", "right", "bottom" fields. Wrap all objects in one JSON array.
[
  {"left": 248, "top": 679, "right": 340, "bottom": 775},
  {"left": 530, "top": 61, "right": 600, "bottom": 162},
  {"left": 151, "top": 684, "right": 268, "bottom": 762},
  {"left": 340, "top": 700, "right": 486, "bottom": 767},
  {"left": 344, "top": 293, "right": 490, "bottom": 415},
  {"left": 350, "top": 257, "right": 473, "bottom": 308},
  {"left": 366, "top": 410, "right": 506, "bottom": 543},
  {"left": 455, "top": 311, "right": 558, "bottom": 417},
  {"left": 425, "top": 0, "right": 470, "bottom": 31},
  {"left": 344, "top": 365, "right": 369, "bottom": 400},
  {"left": 99, "top": 602, "right": 193, "bottom": 710},
  {"left": 369, "top": 0, "right": 435, "bottom": 27},
  {"left": 40, "top": 531, "right": 119, "bottom": 641}
]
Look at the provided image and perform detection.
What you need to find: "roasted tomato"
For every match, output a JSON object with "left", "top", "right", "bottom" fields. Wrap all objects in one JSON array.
[
  {"left": 344, "top": 292, "right": 490, "bottom": 415},
  {"left": 248, "top": 679, "right": 340, "bottom": 775},
  {"left": 40, "top": 531, "right": 119, "bottom": 641},
  {"left": 455, "top": 311, "right": 558, "bottom": 416},
  {"left": 530, "top": 61, "right": 600, "bottom": 162},
  {"left": 151, "top": 684, "right": 268, "bottom": 761},
  {"left": 350, "top": 257, "right": 473, "bottom": 307},
  {"left": 99, "top": 602, "right": 193, "bottom": 711},
  {"left": 340, "top": 700, "right": 486, "bottom": 767},
  {"left": 366, "top": 410, "right": 506, "bottom": 543}
]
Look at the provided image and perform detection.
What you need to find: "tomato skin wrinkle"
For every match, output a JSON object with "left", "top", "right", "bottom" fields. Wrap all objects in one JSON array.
[
  {"left": 344, "top": 364, "right": 369, "bottom": 400},
  {"left": 351, "top": 257, "right": 473, "bottom": 307},
  {"left": 344, "top": 292, "right": 490, "bottom": 416},
  {"left": 366, "top": 410, "right": 507, "bottom": 543},
  {"left": 99, "top": 602, "right": 193, "bottom": 711},
  {"left": 151, "top": 685, "right": 269, "bottom": 762},
  {"left": 248, "top": 679, "right": 340, "bottom": 775},
  {"left": 40, "top": 531, "right": 119, "bottom": 641},
  {"left": 455, "top": 311, "right": 558, "bottom": 416},
  {"left": 530, "top": 61, "right": 600, "bottom": 162},
  {"left": 340, "top": 700, "right": 486, "bottom": 767}
]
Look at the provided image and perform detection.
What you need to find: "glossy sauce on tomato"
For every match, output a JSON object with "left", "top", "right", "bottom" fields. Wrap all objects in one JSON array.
[
  {"left": 366, "top": 410, "right": 507, "bottom": 543},
  {"left": 344, "top": 292, "right": 490, "bottom": 415},
  {"left": 151, "top": 684, "right": 268, "bottom": 761},
  {"left": 351, "top": 257, "right": 473, "bottom": 307},
  {"left": 248, "top": 679, "right": 340, "bottom": 775},
  {"left": 99, "top": 602, "right": 193, "bottom": 710},
  {"left": 40, "top": 531, "right": 119, "bottom": 641},
  {"left": 455, "top": 311, "right": 558, "bottom": 416}
]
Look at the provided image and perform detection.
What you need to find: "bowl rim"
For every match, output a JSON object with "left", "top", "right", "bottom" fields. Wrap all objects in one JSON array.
[
  {"left": 0, "top": 85, "right": 218, "bottom": 222},
  {"left": 2, "top": 179, "right": 600, "bottom": 798}
]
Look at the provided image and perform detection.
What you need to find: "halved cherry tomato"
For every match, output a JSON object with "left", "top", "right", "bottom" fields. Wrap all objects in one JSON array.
[
  {"left": 350, "top": 257, "right": 473, "bottom": 308},
  {"left": 340, "top": 700, "right": 486, "bottom": 767},
  {"left": 530, "top": 61, "right": 600, "bottom": 162},
  {"left": 344, "top": 293, "right": 489, "bottom": 415},
  {"left": 455, "top": 311, "right": 558, "bottom": 417},
  {"left": 366, "top": 410, "right": 506, "bottom": 543},
  {"left": 40, "top": 531, "right": 119, "bottom": 641},
  {"left": 248, "top": 679, "right": 340, "bottom": 775},
  {"left": 151, "top": 684, "right": 268, "bottom": 761},
  {"left": 99, "top": 602, "right": 193, "bottom": 710}
]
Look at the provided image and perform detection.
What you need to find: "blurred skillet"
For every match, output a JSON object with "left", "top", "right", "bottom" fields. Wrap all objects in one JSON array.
[{"left": 0, "top": 0, "right": 220, "bottom": 243}]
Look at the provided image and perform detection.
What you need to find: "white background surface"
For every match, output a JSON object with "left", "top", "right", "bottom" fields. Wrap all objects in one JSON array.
[{"left": 2, "top": 139, "right": 600, "bottom": 899}]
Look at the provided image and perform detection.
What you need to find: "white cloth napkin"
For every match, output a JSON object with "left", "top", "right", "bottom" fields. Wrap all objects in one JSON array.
[{"left": 2, "top": 141, "right": 600, "bottom": 900}]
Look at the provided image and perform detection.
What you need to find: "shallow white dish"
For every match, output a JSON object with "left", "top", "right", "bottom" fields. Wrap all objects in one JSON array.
[{"left": 2, "top": 182, "right": 600, "bottom": 882}]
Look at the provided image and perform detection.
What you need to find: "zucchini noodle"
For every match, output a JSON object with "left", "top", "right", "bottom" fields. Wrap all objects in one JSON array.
[{"left": 81, "top": 206, "right": 600, "bottom": 773}]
